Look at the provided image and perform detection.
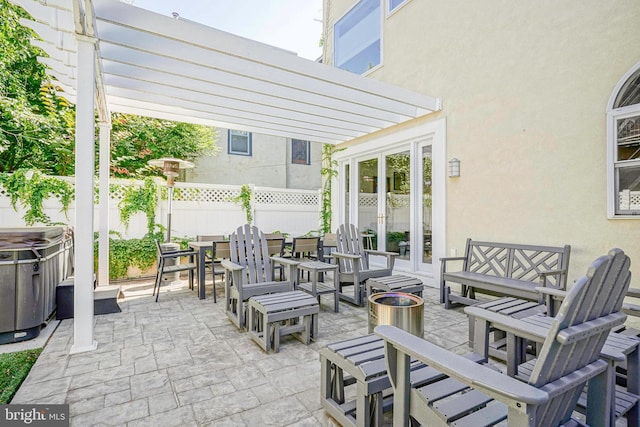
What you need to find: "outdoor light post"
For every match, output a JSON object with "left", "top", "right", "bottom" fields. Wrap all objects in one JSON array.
[{"left": 148, "top": 158, "right": 194, "bottom": 242}]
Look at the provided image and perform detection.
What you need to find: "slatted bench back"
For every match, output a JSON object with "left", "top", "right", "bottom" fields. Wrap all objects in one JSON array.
[{"left": 465, "top": 239, "right": 571, "bottom": 288}]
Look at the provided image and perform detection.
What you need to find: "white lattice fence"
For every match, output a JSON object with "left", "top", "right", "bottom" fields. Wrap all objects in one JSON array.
[{"left": 0, "top": 176, "right": 321, "bottom": 238}]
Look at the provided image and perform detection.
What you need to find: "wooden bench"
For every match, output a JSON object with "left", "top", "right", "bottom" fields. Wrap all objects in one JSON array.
[
  {"left": 247, "top": 291, "right": 319, "bottom": 353},
  {"left": 440, "top": 239, "right": 571, "bottom": 309}
]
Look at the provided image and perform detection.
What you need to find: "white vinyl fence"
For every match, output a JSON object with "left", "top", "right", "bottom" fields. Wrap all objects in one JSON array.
[{"left": 0, "top": 177, "right": 323, "bottom": 239}]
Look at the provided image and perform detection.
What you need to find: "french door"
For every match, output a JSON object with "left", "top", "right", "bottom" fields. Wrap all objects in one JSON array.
[{"left": 351, "top": 144, "right": 433, "bottom": 273}]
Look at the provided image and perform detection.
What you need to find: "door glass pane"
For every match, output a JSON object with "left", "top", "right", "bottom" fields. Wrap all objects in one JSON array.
[
  {"left": 385, "top": 151, "right": 410, "bottom": 259},
  {"left": 358, "top": 158, "right": 378, "bottom": 249},
  {"left": 422, "top": 146, "right": 432, "bottom": 264},
  {"left": 344, "top": 163, "right": 350, "bottom": 224}
]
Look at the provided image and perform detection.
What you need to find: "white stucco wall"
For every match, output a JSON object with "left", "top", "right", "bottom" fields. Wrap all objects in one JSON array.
[
  {"left": 325, "top": 0, "right": 640, "bottom": 283},
  {"left": 187, "top": 130, "right": 322, "bottom": 190}
]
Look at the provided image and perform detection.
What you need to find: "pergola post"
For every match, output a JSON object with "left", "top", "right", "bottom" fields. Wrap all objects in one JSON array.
[
  {"left": 71, "top": 34, "right": 98, "bottom": 354},
  {"left": 98, "top": 120, "right": 111, "bottom": 287}
]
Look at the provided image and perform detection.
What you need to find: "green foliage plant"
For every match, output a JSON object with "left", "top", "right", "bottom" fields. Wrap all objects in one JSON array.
[
  {"left": 94, "top": 229, "right": 164, "bottom": 280},
  {"left": 0, "top": 348, "right": 41, "bottom": 403},
  {"left": 231, "top": 184, "right": 253, "bottom": 223},
  {"left": 117, "top": 177, "right": 158, "bottom": 234},
  {"left": 320, "top": 144, "right": 345, "bottom": 234},
  {"left": 0, "top": 169, "right": 73, "bottom": 225}
]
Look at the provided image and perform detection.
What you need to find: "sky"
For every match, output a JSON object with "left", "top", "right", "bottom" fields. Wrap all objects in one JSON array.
[{"left": 130, "top": 0, "right": 324, "bottom": 60}]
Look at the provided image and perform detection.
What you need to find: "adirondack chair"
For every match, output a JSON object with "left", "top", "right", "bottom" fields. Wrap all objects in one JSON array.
[
  {"left": 332, "top": 223, "right": 398, "bottom": 305},
  {"left": 222, "top": 224, "right": 299, "bottom": 329},
  {"left": 376, "top": 248, "right": 631, "bottom": 427}
]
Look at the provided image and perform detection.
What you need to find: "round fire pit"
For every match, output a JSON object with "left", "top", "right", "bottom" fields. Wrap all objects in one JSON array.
[{"left": 368, "top": 292, "right": 424, "bottom": 337}]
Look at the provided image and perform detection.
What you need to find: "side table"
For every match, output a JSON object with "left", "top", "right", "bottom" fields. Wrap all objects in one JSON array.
[{"left": 297, "top": 260, "right": 340, "bottom": 312}]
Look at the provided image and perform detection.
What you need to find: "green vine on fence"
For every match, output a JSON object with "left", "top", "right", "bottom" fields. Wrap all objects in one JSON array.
[
  {"left": 117, "top": 177, "right": 158, "bottom": 234},
  {"left": 320, "top": 145, "right": 344, "bottom": 234},
  {"left": 0, "top": 169, "right": 74, "bottom": 225},
  {"left": 231, "top": 184, "right": 253, "bottom": 223}
]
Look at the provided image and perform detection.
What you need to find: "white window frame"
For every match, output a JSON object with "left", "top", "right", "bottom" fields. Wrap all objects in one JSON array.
[
  {"left": 607, "top": 61, "right": 640, "bottom": 218},
  {"left": 333, "top": 0, "right": 383, "bottom": 75},
  {"left": 291, "top": 139, "right": 311, "bottom": 165},
  {"left": 387, "top": 0, "right": 410, "bottom": 16},
  {"left": 228, "top": 129, "right": 252, "bottom": 156}
]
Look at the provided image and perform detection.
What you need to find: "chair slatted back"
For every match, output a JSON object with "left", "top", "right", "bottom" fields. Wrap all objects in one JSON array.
[
  {"left": 336, "top": 223, "right": 369, "bottom": 272},
  {"left": 291, "top": 237, "right": 319, "bottom": 258},
  {"left": 265, "top": 237, "right": 285, "bottom": 257},
  {"left": 529, "top": 248, "right": 631, "bottom": 425},
  {"left": 229, "top": 224, "right": 273, "bottom": 283},
  {"left": 213, "top": 241, "right": 231, "bottom": 260}
]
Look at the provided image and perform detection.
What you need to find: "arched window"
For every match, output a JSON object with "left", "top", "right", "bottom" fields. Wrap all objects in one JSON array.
[{"left": 608, "top": 64, "right": 640, "bottom": 217}]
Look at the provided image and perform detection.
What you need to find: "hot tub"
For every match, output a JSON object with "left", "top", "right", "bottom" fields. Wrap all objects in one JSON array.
[{"left": 0, "top": 226, "right": 73, "bottom": 344}]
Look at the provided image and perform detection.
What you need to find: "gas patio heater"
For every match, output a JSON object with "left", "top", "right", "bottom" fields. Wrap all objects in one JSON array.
[{"left": 148, "top": 158, "right": 194, "bottom": 242}]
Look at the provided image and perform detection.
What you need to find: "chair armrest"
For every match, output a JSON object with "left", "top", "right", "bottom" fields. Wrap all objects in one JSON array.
[
  {"left": 365, "top": 249, "right": 399, "bottom": 258},
  {"left": 331, "top": 252, "right": 361, "bottom": 261},
  {"left": 271, "top": 256, "right": 300, "bottom": 267},
  {"left": 221, "top": 259, "right": 244, "bottom": 272},
  {"left": 464, "top": 306, "right": 549, "bottom": 343},
  {"left": 375, "top": 325, "right": 549, "bottom": 406},
  {"left": 161, "top": 249, "right": 197, "bottom": 258}
]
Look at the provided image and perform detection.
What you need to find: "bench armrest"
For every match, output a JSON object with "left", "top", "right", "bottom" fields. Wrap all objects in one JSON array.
[
  {"left": 440, "top": 256, "right": 467, "bottom": 262},
  {"left": 538, "top": 268, "right": 568, "bottom": 289},
  {"left": 626, "top": 288, "right": 640, "bottom": 299}
]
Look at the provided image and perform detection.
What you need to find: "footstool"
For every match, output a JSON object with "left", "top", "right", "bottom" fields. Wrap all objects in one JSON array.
[{"left": 248, "top": 291, "right": 319, "bottom": 353}]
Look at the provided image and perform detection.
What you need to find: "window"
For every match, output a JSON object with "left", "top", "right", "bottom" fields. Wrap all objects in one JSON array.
[
  {"left": 292, "top": 139, "right": 310, "bottom": 165},
  {"left": 228, "top": 130, "right": 252, "bottom": 156},
  {"left": 334, "top": 0, "right": 381, "bottom": 74},
  {"left": 388, "top": 0, "right": 409, "bottom": 13},
  {"left": 609, "top": 66, "right": 640, "bottom": 216}
]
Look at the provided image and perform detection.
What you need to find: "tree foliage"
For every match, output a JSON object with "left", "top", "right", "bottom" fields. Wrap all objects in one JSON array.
[
  {"left": 0, "top": 1, "right": 219, "bottom": 178},
  {"left": 110, "top": 113, "right": 219, "bottom": 178},
  {"left": 0, "top": 0, "right": 75, "bottom": 175}
]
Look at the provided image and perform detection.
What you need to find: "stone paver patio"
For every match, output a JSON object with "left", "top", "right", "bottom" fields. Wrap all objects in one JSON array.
[{"left": 9, "top": 276, "right": 471, "bottom": 426}]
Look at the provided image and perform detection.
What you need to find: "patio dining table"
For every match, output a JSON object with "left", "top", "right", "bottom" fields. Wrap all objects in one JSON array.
[{"left": 188, "top": 240, "right": 216, "bottom": 300}]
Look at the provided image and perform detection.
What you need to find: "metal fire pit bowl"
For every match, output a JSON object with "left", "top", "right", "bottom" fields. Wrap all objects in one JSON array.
[{"left": 368, "top": 291, "right": 424, "bottom": 337}]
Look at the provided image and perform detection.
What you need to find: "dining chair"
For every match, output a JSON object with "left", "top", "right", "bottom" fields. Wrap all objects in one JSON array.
[{"left": 153, "top": 240, "right": 197, "bottom": 302}]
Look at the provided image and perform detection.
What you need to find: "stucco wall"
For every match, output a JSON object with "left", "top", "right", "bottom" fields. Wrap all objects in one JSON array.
[
  {"left": 187, "top": 130, "right": 321, "bottom": 190},
  {"left": 326, "top": 0, "right": 640, "bottom": 283}
]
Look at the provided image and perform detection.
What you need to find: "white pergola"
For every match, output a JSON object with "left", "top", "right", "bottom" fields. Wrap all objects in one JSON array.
[{"left": 11, "top": 0, "right": 441, "bottom": 353}]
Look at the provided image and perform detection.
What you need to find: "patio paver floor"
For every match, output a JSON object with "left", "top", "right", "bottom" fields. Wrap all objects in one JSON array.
[{"left": 9, "top": 276, "right": 632, "bottom": 426}]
